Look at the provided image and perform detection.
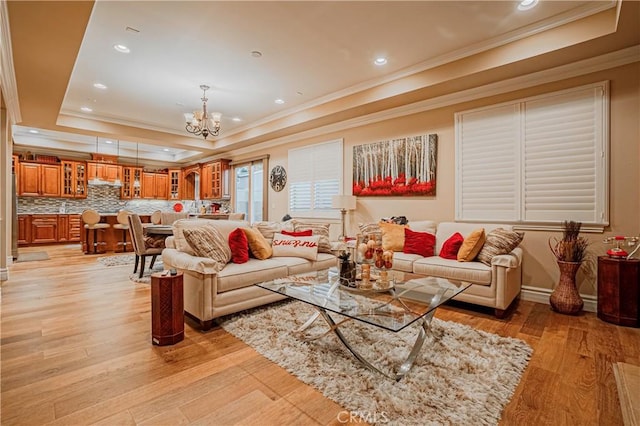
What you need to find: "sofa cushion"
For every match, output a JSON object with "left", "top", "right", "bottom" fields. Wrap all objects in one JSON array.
[
  {"left": 253, "top": 220, "right": 295, "bottom": 243},
  {"left": 172, "top": 219, "right": 249, "bottom": 255},
  {"left": 440, "top": 232, "right": 464, "bottom": 259},
  {"left": 392, "top": 252, "right": 424, "bottom": 272},
  {"left": 242, "top": 227, "right": 273, "bottom": 260},
  {"left": 182, "top": 227, "right": 231, "bottom": 271},
  {"left": 457, "top": 228, "right": 486, "bottom": 262},
  {"left": 271, "top": 253, "right": 337, "bottom": 275},
  {"left": 229, "top": 228, "right": 249, "bottom": 264},
  {"left": 408, "top": 220, "right": 437, "bottom": 234},
  {"left": 403, "top": 228, "right": 435, "bottom": 257},
  {"left": 217, "top": 259, "right": 288, "bottom": 293},
  {"left": 476, "top": 228, "right": 524, "bottom": 266},
  {"left": 358, "top": 222, "right": 382, "bottom": 241},
  {"left": 272, "top": 233, "right": 320, "bottom": 261},
  {"left": 435, "top": 222, "right": 513, "bottom": 256},
  {"left": 293, "top": 222, "right": 331, "bottom": 253},
  {"left": 413, "top": 257, "right": 492, "bottom": 285},
  {"left": 379, "top": 222, "right": 407, "bottom": 251}
]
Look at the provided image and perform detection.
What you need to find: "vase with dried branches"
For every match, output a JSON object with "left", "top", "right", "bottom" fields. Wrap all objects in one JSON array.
[{"left": 549, "top": 221, "right": 589, "bottom": 314}]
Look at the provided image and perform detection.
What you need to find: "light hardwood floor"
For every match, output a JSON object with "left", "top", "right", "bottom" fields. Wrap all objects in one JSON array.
[{"left": 2, "top": 245, "right": 638, "bottom": 425}]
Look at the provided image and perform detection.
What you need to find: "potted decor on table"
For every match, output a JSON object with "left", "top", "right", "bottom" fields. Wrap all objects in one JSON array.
[{"left": 549, "top": 220, "right": 590, "bottom": 314}]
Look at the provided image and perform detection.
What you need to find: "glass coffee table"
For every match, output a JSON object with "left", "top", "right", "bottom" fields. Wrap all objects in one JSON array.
[{"left": 257, "top": 269, "right": 470, "bottom": 381}]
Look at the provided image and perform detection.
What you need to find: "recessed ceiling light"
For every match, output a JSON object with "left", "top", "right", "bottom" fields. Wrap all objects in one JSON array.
[
  {"left": 105, "top": 140, "right": 113, "bottom": 144},
  {"left": 517, "top": 0, "right": 538, "bottom": 11},
  {"left": 251, "top": 51, "right": 262, "bottom": 58},
  {"left": 275, "top": 99, "right": 285, "bottom": 105},
  {"left": 28, "top": 129, "right": 39, "bottom": 134},
  {"left": 232, "top": 117, "right": 242, "bottom": 122},
  {"left": 374, "top": 57, "right": 388, "bottom": 66},
  {"left": 80, "top": 106, "right": 93, "bottom": 112},
  {"left": 163, "top": 148, "right": 170, "bottom": 152},
  {"left": 93, "top": 83, "right": 107, "bottom": 90},
  {"left": 113, "top": 44, "right": 130, "bottom": 53}
]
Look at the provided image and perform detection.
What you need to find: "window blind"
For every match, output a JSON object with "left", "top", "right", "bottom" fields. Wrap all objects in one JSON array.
[
  {"left": 289, "top": 139, "right": 343, "bottom": 219},
  {"left": 455, "top": 82, "right": 608, "bottom": 225}
]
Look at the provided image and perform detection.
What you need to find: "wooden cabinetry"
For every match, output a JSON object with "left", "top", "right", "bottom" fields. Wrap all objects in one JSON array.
[
  {"left": 17, "top": 215, "right": 30, "bottom": 244},
  {"left": 597, "top": 256, "right": 640, "bottom": 327},
  {"left": 182, "top": 165, "right": 200, "bottom": 200},
  {"left": 121, "top": 167, "right": 143, "bottom": 199},
  {"left": 201, "top": 159, "right": 230, "bottom": 199},
  {"left": 68, "top": 214, "right": 81, "bottom": 241},
  {"left": 19, "top": 162, "right": 61, "bottom": 197},
  {"left": 87, "top": 162, "right": 121, "bottom": 184},
  {"left": 200, "top": 163, "right": 213, "bottom": 199},
  {"left": 168, "top": 169, "right": 182, "bottom": 200},
  {"left": 61, "top": 161, "right": 87, "bottom": 198},
  {"left": 18, "top": 214, "right": 83, "bottom": 245},
  {"left": 30, "top": 215, "right": 58, "bottom": 243},
  {"left": 142, "top": 172, "right": 169, "bottom": 199}
]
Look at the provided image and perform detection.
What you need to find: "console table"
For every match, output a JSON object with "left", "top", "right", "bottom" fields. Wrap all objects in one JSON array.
[{"left": 597, "top": 256, "right": 640, "bottom": 327}]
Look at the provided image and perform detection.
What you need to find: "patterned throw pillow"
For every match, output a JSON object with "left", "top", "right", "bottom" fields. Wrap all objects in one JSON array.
[
  {"left": 379, "top": 222, "right": 408, "bottom": 251},
  {"left": 358, "top": 222, "right": 382, "bottom": 241},
  {"left": 293, "top": 222, "right": 331, "bottom": 253},
  {"left": 272, "top": 233, "right": 320, "bottom": 261},
  {"left": 403, "top": 228, "right": 436, "bottom": 257},
  {"left": 228, "top": 228, "right": 249, "bottom": 264},
  {"left": 439, "top": 232, "right": 464, "bottom": 260},
  {"left": 182, "top": 227, "right": 231, "bottom": 271},
  {"left": 457, "top": 228, "right": 486, "bottom": 262},
  {"left": 252, "top": 221, "right": 295, "bottom": 243},
  {"left": 476, "top": 228, "right": 524, "bottom": 266},
  {"left": 241, "top": 227, "right": 273, "bottom": 260}
]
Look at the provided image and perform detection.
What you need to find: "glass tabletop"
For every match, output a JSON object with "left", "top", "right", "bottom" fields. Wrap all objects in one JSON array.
[{"left": 257, "top": 269, "right": 471, "bottom": 332}]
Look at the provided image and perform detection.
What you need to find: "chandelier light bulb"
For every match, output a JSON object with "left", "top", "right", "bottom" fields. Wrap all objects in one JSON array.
[{"left": 184, "top": 85, "right": 221, "bottom": 139}]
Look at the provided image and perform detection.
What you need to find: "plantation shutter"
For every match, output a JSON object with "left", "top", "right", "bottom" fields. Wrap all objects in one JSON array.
[
  {"left": 456, "top": 104, "right": 520, "bottom": 221},
  {"left": 455, "top": 81, "right": 608, "bottom": 225},
  {"left": 289, "top": 139, "right": 343, "bottom": 219}
]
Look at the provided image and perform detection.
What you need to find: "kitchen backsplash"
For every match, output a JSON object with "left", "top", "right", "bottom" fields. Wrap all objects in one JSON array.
[{"left": 17, "top": 184, "right": 231, "bottom": 215}]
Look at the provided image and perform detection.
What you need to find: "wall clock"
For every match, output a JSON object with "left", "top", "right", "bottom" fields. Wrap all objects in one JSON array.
[{"left": 269, "top": 165, "right": 287, "bottom": 192}]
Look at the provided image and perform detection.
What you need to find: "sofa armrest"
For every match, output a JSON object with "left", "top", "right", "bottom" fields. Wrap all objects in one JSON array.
[
  {"left": 165, "top": 236, "right": 176, "bottom": 249},
  {"left": 490, "top": 247, "right": 523, "bottom": 268},
  {"left": 162, "top": 248, "right": 221, "bottom": 275}
]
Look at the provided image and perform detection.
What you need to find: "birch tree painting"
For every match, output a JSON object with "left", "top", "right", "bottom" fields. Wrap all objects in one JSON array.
[{"left": 353, "top": 134, "right": 437, "bottom": 196}]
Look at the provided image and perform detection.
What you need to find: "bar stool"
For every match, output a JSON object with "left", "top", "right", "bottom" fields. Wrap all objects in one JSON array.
[
  {"left": 82, "top": 209, "right": 110, "bottom": 254},
  {"left": 112, "top": 210, "right": 132, "bottom": 252}
]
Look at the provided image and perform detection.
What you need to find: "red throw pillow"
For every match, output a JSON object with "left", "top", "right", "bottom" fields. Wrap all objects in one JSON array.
[
  {"left": 403, "top": 228, "right": 436, "bottom": 257},
  {"left": 440, "top": 232, "right": 464, "bottom": 259},
  {"left": 281, "top": 229, "right": 313, "bottom": 237},
  {"left": 228, "top": 228, "right": 249, "bottom": 264}
]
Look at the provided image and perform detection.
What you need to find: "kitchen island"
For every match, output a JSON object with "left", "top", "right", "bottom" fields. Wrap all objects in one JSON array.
[{"left": 81, "top": 213, "right": 152, "bottom": 254}]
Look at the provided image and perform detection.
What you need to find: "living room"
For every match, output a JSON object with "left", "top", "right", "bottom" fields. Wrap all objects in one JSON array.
[{"left": 1, "top": 1, "right": 639, "bottom": 425}]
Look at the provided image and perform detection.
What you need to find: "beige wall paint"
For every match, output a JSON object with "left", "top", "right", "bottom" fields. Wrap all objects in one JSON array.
[{"left": 234, "top": 63, "right": 639, "bottom": 298}]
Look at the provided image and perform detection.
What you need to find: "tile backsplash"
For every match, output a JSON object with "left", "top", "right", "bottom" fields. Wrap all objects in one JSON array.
[{"left": 18, "top": 184, "right": 231, "bottom": 215}]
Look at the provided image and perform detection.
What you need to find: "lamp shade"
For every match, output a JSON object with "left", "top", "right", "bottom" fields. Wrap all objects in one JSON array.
[{"left": 331, "top": 195, "right": 356, "bottom": 210}]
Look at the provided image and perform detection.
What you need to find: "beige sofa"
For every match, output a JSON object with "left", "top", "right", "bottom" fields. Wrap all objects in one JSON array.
[
  {"left": 386, "top": 221, "right": 523, "bottom": 318},
  {"left": 161, "top": 219, "right": 337, "bottom": 330}
]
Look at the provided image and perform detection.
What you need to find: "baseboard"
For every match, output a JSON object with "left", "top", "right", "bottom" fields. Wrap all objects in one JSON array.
[
  {"left": 7, "top": 255, "right": 14, "bottom": 266},
  {"left": 0, "top": 267, "right": 8, "bottom": 281},
  {"left": 521, "top": 285, "right": 597, "bottom": 313}
]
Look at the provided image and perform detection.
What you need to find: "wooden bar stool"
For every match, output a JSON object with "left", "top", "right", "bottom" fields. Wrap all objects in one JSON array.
[
  {"left": 82, "top": 209, "right": 110, "bottom": 254},
  {"left": 112, "top": 210, "right": 132, "bottom": 252}
]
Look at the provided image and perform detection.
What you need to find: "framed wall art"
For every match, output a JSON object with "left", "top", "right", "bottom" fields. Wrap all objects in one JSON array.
[{"left": 353, "top": 133, "right": 437, "bottom": 197}]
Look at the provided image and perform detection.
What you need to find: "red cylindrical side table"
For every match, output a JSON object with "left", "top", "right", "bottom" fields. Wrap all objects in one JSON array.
[{"left": 151, "top": 271, "right": 184, "bottom": 345}]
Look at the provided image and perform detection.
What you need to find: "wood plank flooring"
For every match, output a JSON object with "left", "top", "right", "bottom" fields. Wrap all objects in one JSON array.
[{"left": 2, "top": 245, "right": 638, "bottom": 425}]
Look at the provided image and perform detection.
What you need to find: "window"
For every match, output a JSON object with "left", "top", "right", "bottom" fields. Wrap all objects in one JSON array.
[
  {"left": 455, "top": 81, "right": 609, "bottom": 226},
  {"left": 234, "top": 158, "right": 267, "bottom": 223},
  {"left": 289, "top": 139, "right": 343, "bottom": 219}
]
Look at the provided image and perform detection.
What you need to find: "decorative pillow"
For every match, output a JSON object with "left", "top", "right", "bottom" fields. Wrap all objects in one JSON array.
[
  {"left": 457, "top": 228, "right": 486, "bottom": 262},
  {"left": 408, "top": 220, "right": 437, "bottom": 234},
  {"left": 439, "top": 232, "right": 464, "bottom": 260},
  {"left": 272, "top": 233, "right": 320, "bottom": 261},
  {"left": 281, "top": 229, "right": 313, "bottom": 237},
  {"left": 379, "top": 222, "right": 407, "bottom": 252},
  {"left": 252, "top": 221, "right": 295, "bottom": 242},
  {"left": 403, "top": 228, "right": 436, "bottom": 257},
  {"left": 476, "top": 228, "right": 524, "bottom": 266},
  {"left": 358, "top": 222, "right": 382, "bottom": 241},
  {"left": 182, "top": 227, "right": 231, "bottom": 271},
  {"left": 293, "top": 222, "right": 331, "bottom": 253},
  {"left": 228, "top": 228, "right": 249, "bottom": 264},
  {"left": 241, "top": 227, "right": 273, "bottom": 260}
]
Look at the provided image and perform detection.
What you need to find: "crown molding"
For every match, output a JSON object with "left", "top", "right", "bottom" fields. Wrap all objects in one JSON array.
[
  {"left": 231, "top": 45, "right": 639, "bottom": 156},
  {"left": 0, "top": 0, "right": 21, "bottom": 124}
]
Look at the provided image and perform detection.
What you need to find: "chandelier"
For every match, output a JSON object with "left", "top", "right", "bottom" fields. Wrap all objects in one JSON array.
[{"left": 184, "top": 85, "right": 221, "bottom": 139}]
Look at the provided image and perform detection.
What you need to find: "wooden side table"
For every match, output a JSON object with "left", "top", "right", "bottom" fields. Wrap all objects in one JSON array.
[
  {"left": 597, "top": 256, "right": 640, "bottom": 327},
  {"left": 151, "top": 271, "right": 185, "bottom": 345}
]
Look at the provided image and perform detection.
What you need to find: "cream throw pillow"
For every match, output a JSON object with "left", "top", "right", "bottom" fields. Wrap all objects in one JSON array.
[
  {"left": 379, "top": 222, "right": 408, "bottom": 251},
  {"left": 272, "top": 233, "right": 320, "bottom": 261},
  {"left": 457, "top": 228, "right": 486, "bottom": 262}
]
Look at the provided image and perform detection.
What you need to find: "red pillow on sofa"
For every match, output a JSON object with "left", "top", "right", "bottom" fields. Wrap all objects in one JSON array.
[
  {"left": 281, "top": 229, "right": 313, "bottom": 237},
  {"left": 228, "top": 228, "right": 249, "bottom": 264},
  {"left": 403, "top": 228, "right": 436, "bottom": 257},
  {"left": 440, "top": 232, "right": 464, "bottom": 260}
]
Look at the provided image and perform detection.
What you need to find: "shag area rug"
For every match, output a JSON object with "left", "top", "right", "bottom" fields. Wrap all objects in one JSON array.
[
  {"left": 220, "top": 300, "right": 532, "bottom": 426},
  {"left": 97, "top": 254, "right": 163, "bottom": 283}
]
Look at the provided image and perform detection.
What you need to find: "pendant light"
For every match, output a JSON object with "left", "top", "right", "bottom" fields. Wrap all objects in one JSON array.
[
  {"left": 113, "top": 139, "right": 122, "bottom": 187},
  {"left": 133, "top": 143, "right": 141, "bottom": 188},
  {"left": 89, "top": 136, "right": 104, "bottom": 185}
]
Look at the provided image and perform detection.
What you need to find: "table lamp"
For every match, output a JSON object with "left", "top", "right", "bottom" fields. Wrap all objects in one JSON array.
[{"left": 332, "top": 195, "right": 357, "bottom": 242}]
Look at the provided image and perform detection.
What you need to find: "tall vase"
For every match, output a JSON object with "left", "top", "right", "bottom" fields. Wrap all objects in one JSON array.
[{"left": 550, "top": 260, "right": 584, "bottom": 315}]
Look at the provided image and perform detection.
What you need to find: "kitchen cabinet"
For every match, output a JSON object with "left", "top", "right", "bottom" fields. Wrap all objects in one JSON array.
[
  {"left": 17, "top": 215, "right": 30, "bottom": 245},
  {"left": 142, "top": 172, "right": 169, "bottom": 199},
  {"left": 87, "top": 162, "right": 121, "bottom": 184},
  {"left": 61, "top": 161, "right": 87, "bottom": 198},
  {"left": 19, "top": 162, "right": 61, "bottom": 197},
  {"left": 121, "top": 166, "right": 143, "bottom": 199},
  {"left": 168, "top": 169, "right": 182, "bottom": 200},
  {"left": 201, "top": 159, "right": 230, "bottom": 199},
  {"left": 68, "top": 214, "right": 82, "bottom": 241},
  {"left": 57, "top": 214, "right": 82, "bottom": 242},
  {"left": 30, "top": 215, "right": 58, "bottom": 244}
]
